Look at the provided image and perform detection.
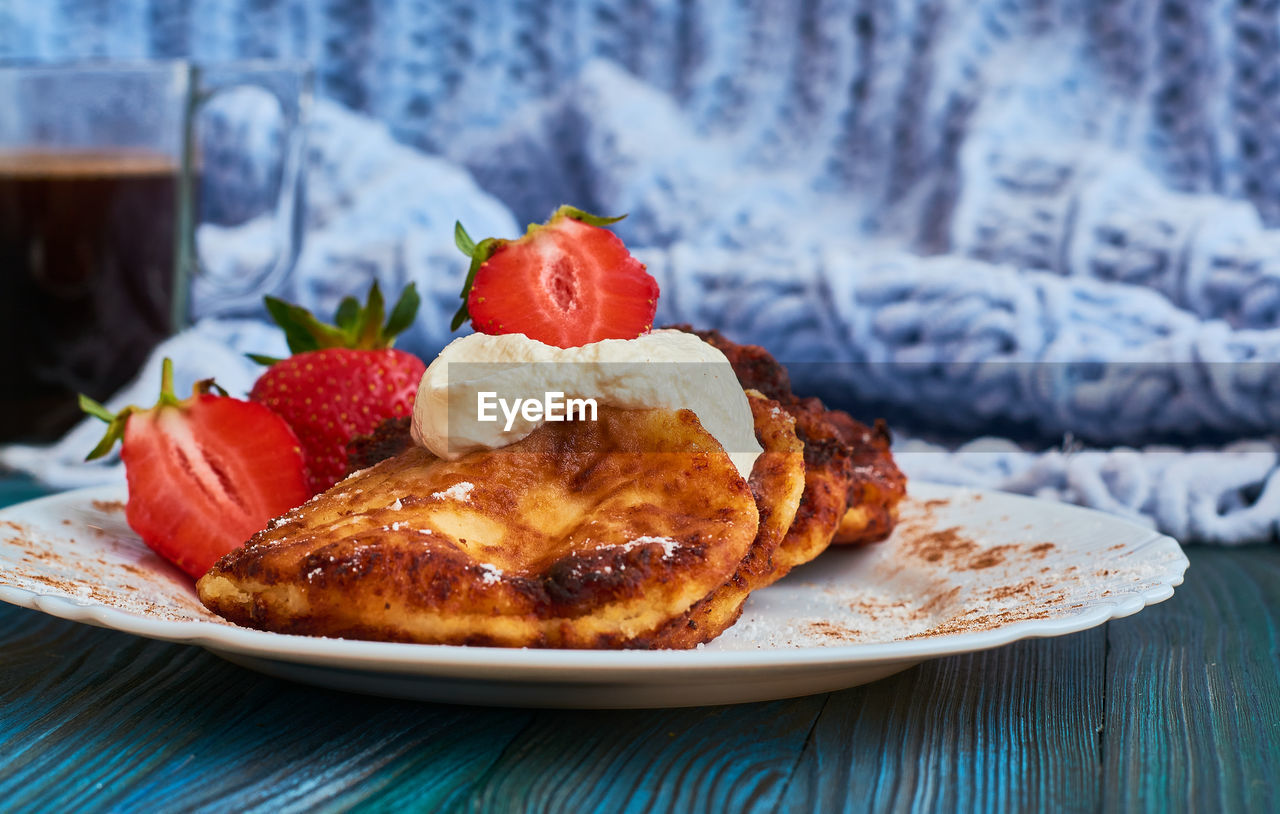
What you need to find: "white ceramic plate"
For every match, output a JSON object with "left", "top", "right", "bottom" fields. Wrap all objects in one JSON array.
[{"left": 0, "top": 482, "right": 1187, "bottom": 708}]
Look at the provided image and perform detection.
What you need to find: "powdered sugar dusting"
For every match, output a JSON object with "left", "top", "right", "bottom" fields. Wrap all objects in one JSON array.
[
  {"left": 339, "top": 466, "right": 372, "bottom": 484},
  {"left": 478, "top": 563, "right": 503, "bottom": 585},
  {"left": 622, "top": 535, "right": 681, "bottom": 559},
  {"left": 431, "top": 482, "right": 474, "bottom": 502}
]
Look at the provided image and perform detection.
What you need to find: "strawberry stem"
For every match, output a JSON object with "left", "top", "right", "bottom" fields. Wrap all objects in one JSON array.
[{"left": 157, "top": 357, "right": 181, "bottom": 407}]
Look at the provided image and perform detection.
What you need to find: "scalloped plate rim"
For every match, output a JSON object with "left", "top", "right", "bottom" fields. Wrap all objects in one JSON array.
[{"left": 0, "top": 481, "right": 1188, "bottom": 680}]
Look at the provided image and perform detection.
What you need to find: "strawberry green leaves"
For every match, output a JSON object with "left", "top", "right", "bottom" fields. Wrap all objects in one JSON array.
[
  {"left": 80, "top": 358, "right": 226, "bottom": 461},
  {"left": 256, "top": 281, "right": 421, "bottom": 365},
  {"left": 80, "top": 393, "right": 133, "bottom": 461},
  {"left": 552, "top": 206, "right": 626, "bottom": 229},
  {"left": 451, "top": 221, "right": 502, "bottom": 331}
]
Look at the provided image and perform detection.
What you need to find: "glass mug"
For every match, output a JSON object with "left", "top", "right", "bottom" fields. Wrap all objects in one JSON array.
[{"left": 0, "top": 61, "right": 311, "bottom": 444}]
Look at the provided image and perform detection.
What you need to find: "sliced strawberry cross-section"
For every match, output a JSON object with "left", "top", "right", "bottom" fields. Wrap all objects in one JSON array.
[
  {"left": 82, "top": 358, "right": 310, "bottom": 578},
  {"left": 453, "top": 206, "right": 659, "bottom": 348}
]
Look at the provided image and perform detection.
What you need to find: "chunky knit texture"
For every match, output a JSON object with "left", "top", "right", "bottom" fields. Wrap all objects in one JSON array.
[{"left": 3, "top": 1, "right": 1279, "bottom": 543}]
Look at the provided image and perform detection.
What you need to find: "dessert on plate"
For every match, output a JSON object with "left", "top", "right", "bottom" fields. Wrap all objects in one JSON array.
[
  {"left": 196, "top": 392, "right": 804, "bottom": 647},
  {"left": 103, "top": 204, "right": 903, "bottom": 649}
]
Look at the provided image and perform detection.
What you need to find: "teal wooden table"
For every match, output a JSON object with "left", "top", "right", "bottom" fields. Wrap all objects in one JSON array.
[{"left": 1, "top": 479, "right": 1277, "bottom": 813}]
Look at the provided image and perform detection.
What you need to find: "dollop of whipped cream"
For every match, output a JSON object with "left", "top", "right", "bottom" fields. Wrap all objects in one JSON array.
[{"left": 410, "top": 329, "right": 762, "bottom": 480}]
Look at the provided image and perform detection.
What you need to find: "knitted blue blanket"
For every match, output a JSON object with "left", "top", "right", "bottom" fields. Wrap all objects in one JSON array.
[{"left": 2, "top": 1, "right": 1278, "bottom": 544}]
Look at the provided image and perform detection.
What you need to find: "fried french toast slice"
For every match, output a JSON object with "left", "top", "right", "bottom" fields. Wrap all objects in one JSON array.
[
  {"left": 197, "top": 406, "right": 759, "bottom": 648},
  {"left": 637, "top": 391, "right": 805, "bottom": 647}
]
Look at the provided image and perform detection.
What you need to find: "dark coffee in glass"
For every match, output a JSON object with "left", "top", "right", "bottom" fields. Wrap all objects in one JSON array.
[
  {"left": 0, "top": 62, "right": 310, "bottom": 445},
  {"left": 0, "top": 151, "right": 181, "bottom": 441}
]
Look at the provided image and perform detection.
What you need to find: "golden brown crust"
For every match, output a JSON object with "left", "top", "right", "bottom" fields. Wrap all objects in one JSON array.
[
  {"left": 761, "top": 396, "right": 856, "bottom": 585},
  {"left": 198, "top": 407, "right": 760, "bottom": 648},
  {"left": 633, "top": 391, "right": 805, "bottom": 648},
  {"left": 341, "top": 326, "right": 907, "bottom": 561},
  {"left": 669, "top": 325, "right": 906, "bottom": 552},
  {"left": 827, "top": 414, "right": 906, "bottom": 545}
]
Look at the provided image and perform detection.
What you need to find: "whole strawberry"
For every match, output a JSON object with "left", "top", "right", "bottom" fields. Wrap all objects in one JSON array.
[
  {"left": 82, "top": 358, "right": 310, "bottom": 579},
  {"left": 250, "top": 283, "right": 426, "bottom": 494}
]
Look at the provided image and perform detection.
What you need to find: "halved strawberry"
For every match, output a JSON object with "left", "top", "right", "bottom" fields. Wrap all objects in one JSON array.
[
  {"left": 249, "top": 282, "right": 427, "bottom": 494},
  {"left": 82, "top": 359, "right": 310, "bottom": 579},
  {"left": 452, "top": 205, "right": 659, "bottom": 347}
]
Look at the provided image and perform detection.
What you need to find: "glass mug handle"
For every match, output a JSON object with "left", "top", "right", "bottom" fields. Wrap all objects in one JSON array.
[{"left": 176, "top": 62, "right": 313, "bottom": 324}]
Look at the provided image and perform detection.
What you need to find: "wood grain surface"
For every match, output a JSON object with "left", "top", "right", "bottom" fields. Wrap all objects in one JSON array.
[
  {"left": 1, "top": 541, "right": 1276, "bottom": 813},
  {"left": 1102, "top": 546, "right": 1280, "bottom": 814},
  {"left": 785, "top": 629, "right": 1106, "bottom": 813}
]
